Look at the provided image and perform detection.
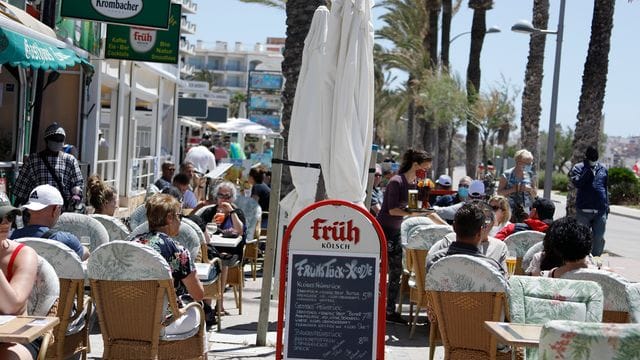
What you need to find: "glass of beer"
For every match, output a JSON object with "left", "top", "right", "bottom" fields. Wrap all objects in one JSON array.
[
  {"left": 408, "top": 189, "right": 418, "bottom": 209},
  {"left": 506, "top": 256, "right": 517, "bottom": 277}
]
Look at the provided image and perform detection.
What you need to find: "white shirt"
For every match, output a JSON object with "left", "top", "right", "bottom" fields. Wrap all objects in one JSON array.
[{"left": 184, "top": 145, "right": 216, "bottom": 174}]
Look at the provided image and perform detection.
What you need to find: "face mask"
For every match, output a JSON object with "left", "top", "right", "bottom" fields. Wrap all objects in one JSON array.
[
  {"left": 523, "top": 164, "right": 533, "bottom": 173},
  {"left": 458, "top": 187, "right": 469, "bottom": 198},
  {"left": 589, "top": 160, "right": 597, "bottom": 167},
  {"left": 47, "top": 141, "right": 64, "bottom": 152}
]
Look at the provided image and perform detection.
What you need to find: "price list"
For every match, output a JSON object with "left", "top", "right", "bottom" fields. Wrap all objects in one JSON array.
[{"left": 286, "top": 253, "right": 377, "bottom": 359}]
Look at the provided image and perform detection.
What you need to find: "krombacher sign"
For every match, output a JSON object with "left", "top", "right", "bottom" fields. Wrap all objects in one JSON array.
[
  {"left": 105, "top": 4, "right": 181, "bottom": 64},
  {"left": 61, "top": 0, "right": 171, "bottom": 29}
]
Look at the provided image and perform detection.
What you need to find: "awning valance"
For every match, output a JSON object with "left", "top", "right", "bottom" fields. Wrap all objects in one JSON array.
[{"left": 0, "top": 25, "right": 84, "bottom": 70}]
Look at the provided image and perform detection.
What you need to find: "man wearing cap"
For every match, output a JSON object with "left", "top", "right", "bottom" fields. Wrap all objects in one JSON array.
[
  {"left": 569, "top": 145, "right": 609, "bottom": 256},
  {"left": 10, "top": 185, "right": 89, "bottom": 260},
  {"left": 435, "top": 176, "right": 471, "bottom": 207},
  {"left": 13, "top": 123, "right": 84, "bottom": 210},
  {"left": 433, "top": 179, "right": 486, "bottom": 223}
]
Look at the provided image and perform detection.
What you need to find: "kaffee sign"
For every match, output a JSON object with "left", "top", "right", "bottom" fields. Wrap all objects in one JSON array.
[
  {"left": 61, "top": 0, "right": 171, "bottom": 29},
  {"left": 276, "top": 200, "right": 387, "bottom": 360}
]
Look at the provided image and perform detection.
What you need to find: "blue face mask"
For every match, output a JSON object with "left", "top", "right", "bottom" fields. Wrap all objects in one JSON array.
[
  {"left": 523, "top": 164, "right": 533, "bottom": 173},
  {"left": 458, "top": 187, "right": 469, "bottom": 198}
]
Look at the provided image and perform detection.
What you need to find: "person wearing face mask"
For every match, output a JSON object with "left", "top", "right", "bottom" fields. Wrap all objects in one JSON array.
[
  {"left": 497, "top": 149, "right": 538, "bottom": 216},
  {"left": 13, "top": 123, "right": 84, "bottom": 211},
  {"left": 435, "top": 176, "right": 471, "bottom": 206},
  {"left": 569, "top": 145, "right": 609, "bottom": 256}
]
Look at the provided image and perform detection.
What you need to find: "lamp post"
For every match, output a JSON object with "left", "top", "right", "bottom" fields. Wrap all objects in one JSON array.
[
  {"left": 450, "top": 25, "right": 501, "bottom": 44},
  {"left": 511, "top": 0, "right": 566, "bottom": 200}
]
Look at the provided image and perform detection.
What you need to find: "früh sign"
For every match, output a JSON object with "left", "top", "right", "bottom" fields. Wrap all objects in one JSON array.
[{"left": 276, "top": 200, "right": 387, "bottom": 360}]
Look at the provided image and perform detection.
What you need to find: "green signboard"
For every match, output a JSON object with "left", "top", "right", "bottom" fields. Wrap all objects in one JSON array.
[
  {"left": 61, "top": 0, "right": 171, "bottom": 29},
  {"left": 105, "top": 4, "right": 181, "bottom": 64}
]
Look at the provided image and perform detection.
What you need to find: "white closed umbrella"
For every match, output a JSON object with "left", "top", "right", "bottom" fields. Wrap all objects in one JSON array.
[
  {"left": 321, "top": 0, "right": 374, "bottom": 205},
  {"left": 285, "top": 6, "right": 330, "bottom": 215},
  {"left": 214, "top": 117, "right": 276, "bottom": 135}
]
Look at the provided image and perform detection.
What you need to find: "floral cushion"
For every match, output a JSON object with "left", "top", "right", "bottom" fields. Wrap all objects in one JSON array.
[
  {"left": 504, "top": 230, "right": 545, "bottom": 257},
  {"left": 28, "top": 256, "right": 60, "bottom": 316},
  {"left": 87, "top": 241, "right": 171, "bottom": 281},
  {"left": 234, "top": 196, "right": 261, "bottom": 241},
  {"left": 521, "top": 241, "right": 543, "bottom": 273},
  {"left": 128, "top": 221, "right": 201, "bottom": 262},
  {"left": 400, "top": 217, "right": 433, "bottom": 246},
  {"left": 426, "top": 255, "right": 508, "bottom": 292},
  {"left": 539, "top": 320, "right": 640, "bottom": 360},
  {"left": 18, "top": 238, "right": 85, "bottom": 280},
  {"left": 90, "top": 214, "right": 130, "bottom": 242},
  {"left": 128, "top": 204, "right": 148, "bottom": 231},
  {"left": 628, "top": 283, "right": 640, "bottom": 323},
  {"left": 562, "top": 269, "right": 632, "bottom": 313},
  {"left": 53, "top": 213, "right": 109, "bottom": 252},
  {"left": 181, "top": 217, "right": 206, "bottom": 245},
  {"left": 406, "top": 224, "right": 453, "bottom": 250}
]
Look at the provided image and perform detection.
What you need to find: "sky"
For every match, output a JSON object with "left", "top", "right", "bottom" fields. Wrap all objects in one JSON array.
[{"left": 190, "top": 1, "right": 640, "bottom": 137}]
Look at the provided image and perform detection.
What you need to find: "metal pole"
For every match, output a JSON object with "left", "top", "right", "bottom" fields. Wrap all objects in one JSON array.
[{"left": 543, "top": 0, "right": 566, "bottom": 199}]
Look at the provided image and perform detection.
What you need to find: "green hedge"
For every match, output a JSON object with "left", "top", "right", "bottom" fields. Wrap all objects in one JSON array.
[
  {"left": 608, "top": 167, "right": 640, "bottom": 205},
  {"left": 537, "top": 171, "right": 569, "bottom": 192}
]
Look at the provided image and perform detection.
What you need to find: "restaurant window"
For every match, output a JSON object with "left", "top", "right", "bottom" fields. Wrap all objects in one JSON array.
[
  {"left": 130, "top": 97, "right": 157, "bottom": 193},
  {"left": 97, "top": 85, "right": 119, "bottom": 187}
]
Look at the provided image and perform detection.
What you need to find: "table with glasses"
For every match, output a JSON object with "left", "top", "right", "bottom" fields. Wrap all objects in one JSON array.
[
  {"left": 0, "top": 315, "right": 59, "bottom": 344},
  {"left": 209, "top": 234, "right": 243, "bottom": 248},
  {"left": 484, "top": 321, "right": 542, "bottom": 360}
]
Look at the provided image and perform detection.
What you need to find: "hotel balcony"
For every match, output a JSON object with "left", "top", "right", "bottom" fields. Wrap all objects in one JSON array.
[
  {"left": 179, "top": 39, "right": 196, "bottom": 56},
  {"left": 180, "top": 0, "right": 197, "bottom": 14},
  {"left": 180, "top": 18, "right": 196, "bottom": 34}
]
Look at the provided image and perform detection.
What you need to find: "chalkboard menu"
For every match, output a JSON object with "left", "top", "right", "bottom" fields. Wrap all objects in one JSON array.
[{"left": 285, "top": 253, "right": 378, "bottom": 359}]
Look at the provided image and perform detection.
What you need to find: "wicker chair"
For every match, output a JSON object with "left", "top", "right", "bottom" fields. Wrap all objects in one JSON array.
[
  {"left": 234, "top": 196, "right": 262, "bottom": 281},
  {"left": 194, "top": 204, "right": 216, "bottom": 218},
  {"left": 539, "top": 320, "right": 640, "bottom": 359},
  {"left": 128, "top": 204, "right": 148, "bottom": 231},
  {"left": 508, "top": 275, "right": 604, "bottom": 359},
  {"left": 19, "top": 238, "right": 91, "bottom": 360},
  {"left": 53, "top": 213, "right": 109, "bottom": 252},
  {"left": 562, "top": 268, "right": 637, "bottom": 323},
  {"left": 87, "top": 241, "right": 207, "bottom": 360},
  {"left": 27, "top": 255, "right": 60, "bottom": 360},
  {"left": 629, "top": 283, "right": 640, "bottom": 323},
  {"left": 520, "top": 241, "right": 543, "bottom": 274},
  {"left": 503, "top": 230, "right": 545, "bottom": 275},
  {"left": 90, "top": 214, "right": 130, "bottom": 242},
  {"left": 426, "top": 255, "right": 512, "bottom": 360}
]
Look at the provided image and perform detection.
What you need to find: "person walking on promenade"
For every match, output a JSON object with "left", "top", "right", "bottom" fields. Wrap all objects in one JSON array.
[
  {"left": 569, "top": 146, "right": 609, "bottom": 256},
  {"left": 376, "top": 149, "right": 433, "bottom": 324}
]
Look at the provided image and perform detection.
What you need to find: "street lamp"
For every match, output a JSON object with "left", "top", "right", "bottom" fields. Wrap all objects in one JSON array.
[
  {"left": 511, "top": 0, "right": 566, "bottom": 200},
  {"left": 450, "top": 25, "right": 501, "bottom": 44}
]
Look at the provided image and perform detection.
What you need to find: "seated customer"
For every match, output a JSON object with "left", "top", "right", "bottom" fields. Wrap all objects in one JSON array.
[
  {"left": 495, "top": 197, "right": 555, "bottom": 240},
  {"left": 427, "top": 202, "right": 505, "bottom": 275},
  {"left": 0, "top": 193, "right": 39, "bottom": 360},
  {"left": 87, "top": 174, "right": 118, "bottom": 216},
  {"left": 131, "top": 194, "right": 204, "bottom": 304},
  {"left": 154, "top": 161, "right": 175, "bottom": 191},
  {"left": 11, "top": 185, "right": 89, "bottom": 260},
  {"left": 537, "top": 217, "right": 595, "bottom": 278},
  {"left": 173, "top": 173, "right": 197, "bottom": 209},
  {"left": 429, "top": 201, "right": 508, "bottom": 273}
]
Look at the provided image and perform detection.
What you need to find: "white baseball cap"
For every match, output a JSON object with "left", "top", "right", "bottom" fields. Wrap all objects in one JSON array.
[
  {"left": 23, "top": 185, "right": 64, "bottom": 211},
  {"left": 468, "top": 180, "right": 486, "bottom": 198},
  {"left": 436, "top": 174, "right": 452, "bottom": 186}
]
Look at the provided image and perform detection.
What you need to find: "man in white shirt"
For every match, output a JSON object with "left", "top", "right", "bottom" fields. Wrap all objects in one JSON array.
[{"left": 184, "top": 139, "right": 216, "bottom": 175}]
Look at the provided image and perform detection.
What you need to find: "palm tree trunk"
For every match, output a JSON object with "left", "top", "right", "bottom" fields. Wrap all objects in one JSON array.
[
  {"left": 465, "top": 2, "right": 491, "bottom": 178},
  {"left": 520, "top": 0, "right": 549, "bottom": 165},
  {"left": 281, "top": 0, "right": 328, "bottom": 198},
  {"left": 567, "top": 0, "right": 615, "bottom": 215},
  {"left": 437, "top": 123, "right": 449, "bottom": 176},
  {"left": 441, "top": 0, "right": 452, "bottom": 68}
]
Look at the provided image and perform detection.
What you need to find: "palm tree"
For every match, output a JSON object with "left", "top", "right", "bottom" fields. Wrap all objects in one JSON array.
[
  {"left": 519, "top": 0, "right": 549, "bottom": 165},
  {"left": 187, "top": 69, "right": 215, "bottom": 87},
  {"left": 567, "top": 0, "right": 616, "bottom": 215},
  {"left": 465, "top": 0, "right": 493, "bottom": 178},
  {"left": 228, "top": 92, "right": 247, "bottom": 118}
]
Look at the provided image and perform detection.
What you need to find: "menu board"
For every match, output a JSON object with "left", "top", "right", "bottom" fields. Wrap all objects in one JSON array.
[{"left": 285, "top": 253, "right": 378, "bottom": 360}]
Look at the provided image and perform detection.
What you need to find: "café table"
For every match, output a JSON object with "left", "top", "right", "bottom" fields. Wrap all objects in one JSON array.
[
  {"left": 0, "top": 315, "right": 59, "bottom": 344},
  {"left": 209, "top": 234, "right": 242, "bottom": 248},
  {"left": 484, "top": 321, "right": 542, "bottom": 360}
]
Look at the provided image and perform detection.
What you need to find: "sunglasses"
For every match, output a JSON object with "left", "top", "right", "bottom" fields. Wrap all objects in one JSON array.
[
  {"left": 491, "top": 205, "right": 502, "bottom": 211},
  {"left": 374, "top": 174, "right": 382, "bottom": 178},
  {"left": 216, "top": 193, "right": 232, "bottom": 199},
  {"left": 459, "top": 184, "right": 470, "bottom": 188}
]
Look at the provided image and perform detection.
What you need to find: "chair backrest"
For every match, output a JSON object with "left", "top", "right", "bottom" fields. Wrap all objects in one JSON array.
[
  {"left": 181, "top": 217, "right": 206, "bottom": 245},
  {"left": 628, "top": 283, "right": 640, "bottom": 323},
  {"left": 28, "top": 255, "right": 60, "bottom": 316},
  {"left": 90, "top": 214, "right": 130, "bottom": 242},
  {"left": 425, "top": 255, "right": 509, "bottom": 360},
  {"left": 562, "top": 268, "right": 634, "bottom": 322},
  {"left": 539, "top": 320, "right": 640, "bottom": 360},
  {"left": 127, "top": 221, "right": 201, "bottom": 261},
  {"left": 53, "top": 212, "right": 109, "bottom": 251},
  {"left": 521, "top": 241, "right": 543, "bottom": 273},
  {"left": 128, "top": 204, "right": 148, "bottom": 231},
  {"left": 87, "top": 241, "right": 171, "bottom": 281},
  {"left": 194, "top": 204, "right": 215, "bottom": 218},
  {"left": 18, "top": 238, "right": 84, "bottom": 280},
  {"left": 400, "top": 216, "right": 433, "bottom": 246},
  {"left": 504, "top": 230, "right": 545, "bottom": 257},
  {"left": 234, "top": 195, "right": 261, "bottom": 241},
  {"left": 405, "top": 224, "right": 452, "bottom": 250},
  {"left": 146, "top": 184, "right": 161, "bottom": 200}
]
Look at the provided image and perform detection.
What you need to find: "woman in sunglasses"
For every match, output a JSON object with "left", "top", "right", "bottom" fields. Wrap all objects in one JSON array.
[
  {"left": 0, "top": 193, "right": 39, "bottom": 359},
  {"left": 488, "top": 195, "right": 512, "bottom": 237}
]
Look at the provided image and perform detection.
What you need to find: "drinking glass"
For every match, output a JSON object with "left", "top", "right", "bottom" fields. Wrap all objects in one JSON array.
[
  {"left": 506, "top": 256, "right": 517, "bottom": 277},
  {"left": 206, "top": 222, "right": 217, "bottom": 235},
  {"left": 214, "top": 212, "right": 226, "bottom": 225}
]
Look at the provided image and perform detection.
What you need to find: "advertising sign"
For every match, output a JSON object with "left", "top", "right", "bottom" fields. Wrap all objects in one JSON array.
[
  {"left": 249, "top": 72, "right": 283, "bottom": 90},
  {"left": 61, "top": 0, "right": 171, "bottom": 29},
  {"left": 178, "top": 98, "right": 208, "bottom": 118},
  {"left": 276, "top": 200, "right": 387, "bottom": 360},
  {"left": 249, "top": 94, "right": 281, "bottom": 110},
  {"left": 105, "top": 4, "right": 181, "bottom": 64},
  {"left": 249, "top": 114, "right": 281, "bottom": 132}
]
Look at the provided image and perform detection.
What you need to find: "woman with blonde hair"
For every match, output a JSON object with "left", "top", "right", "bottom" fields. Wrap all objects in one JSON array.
[
  {"left": 86, "top": 175, "right": 118, "bottom": 216},
  {"left": 497, "top": 149, "right": 538, "bottom": 215},
  {"left": 488, "top": 195, "right": 512, "bottom": 237}
]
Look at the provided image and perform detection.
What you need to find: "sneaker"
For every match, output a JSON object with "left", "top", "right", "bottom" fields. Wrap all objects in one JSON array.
[{"left": 386, "top": 312, "right": 408, "bottom": 325}]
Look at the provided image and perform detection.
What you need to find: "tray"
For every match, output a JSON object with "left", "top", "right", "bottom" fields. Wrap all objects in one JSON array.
[{"left": 405, "top": 207, "right": 434, "bottom": 213}]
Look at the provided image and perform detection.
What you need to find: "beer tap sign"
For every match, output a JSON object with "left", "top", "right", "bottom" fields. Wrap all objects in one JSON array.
[{"left": 276, "top": 199, "right": 387, "bottom": 360}]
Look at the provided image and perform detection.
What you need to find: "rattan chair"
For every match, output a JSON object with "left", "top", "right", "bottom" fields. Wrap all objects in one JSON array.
[
  {"left": 53, "top": 212, "right": 109, "bottom": 252},
  {"left": 426, "top": 255, "right": 512, "bottom": 360},
  {"left": 503, "top": 230, "right": 545, "bottom": 275},
  {"left": 128, "top": 204, "right": 148, "bottom": 231},
  {"left": 520, "top": 241, "right": 543, "bottom": 274},
  {"left": 19, "top": 238, "right": 91, "bottom": 360},
  {"left": 90, "top": 214, "right": 130, "bottom": 242},
  {"left": 87, "top": 241, "right": 206, "bottom": 360},
  {"left": 28, "top": 255, "right": 60, "bottom": 360},
  {"left": 226, "top": 252, "right": 245, "bottom": 315}
]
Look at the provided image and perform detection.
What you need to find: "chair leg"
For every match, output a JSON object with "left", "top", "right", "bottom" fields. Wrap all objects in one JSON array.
[
  {"left": 251, "top": 259, "right": 257, "bottom": 281},
  {"left": 408, "top": 302, "right": 414, "bottom": 323},
  {"left": 238, "top": 282, "right": 243, "bottom": 315},
  {"left": 429, "top": 321, "right": 437, "bottom": 360},
  {"left": 410, "top": 305, "right": 421, "bottom": 339}
]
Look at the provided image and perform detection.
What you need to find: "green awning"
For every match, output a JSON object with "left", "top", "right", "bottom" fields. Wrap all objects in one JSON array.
[{"left": 0, "top": 26, "right": 84, "bottom": 70}]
